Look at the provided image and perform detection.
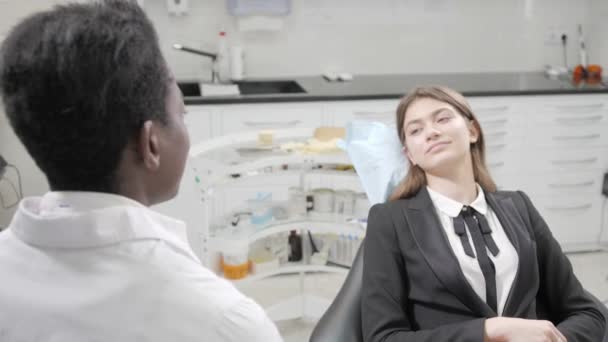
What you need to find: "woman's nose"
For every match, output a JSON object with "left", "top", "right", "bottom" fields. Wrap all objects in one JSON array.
[{"left": 425, "top": 126, "right": 441, "bottom": 140}]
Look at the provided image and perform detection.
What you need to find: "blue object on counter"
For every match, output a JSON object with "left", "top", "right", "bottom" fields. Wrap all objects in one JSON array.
[
  {"left": 337, "top": 121, "right": 409, "bottom": 205},
  {"left": 249, "top": 192, "right": 273, "bottom": 226}
]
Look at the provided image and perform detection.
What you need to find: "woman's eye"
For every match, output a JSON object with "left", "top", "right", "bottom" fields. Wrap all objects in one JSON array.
[
  {"left": 438, "top": 116, "right": 450, "bottom": 123},
  {"left": 409, "top": 128, "right": 420, "bottom": 135}
]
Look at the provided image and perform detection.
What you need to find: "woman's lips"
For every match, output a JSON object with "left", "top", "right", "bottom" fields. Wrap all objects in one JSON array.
[{"left": 426, "top": 141, "right": 450, "bottom": 154}]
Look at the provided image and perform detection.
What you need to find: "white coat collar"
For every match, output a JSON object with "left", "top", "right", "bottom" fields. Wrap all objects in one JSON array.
[{"left": 10, "top": 191, "right": 199, "bottom": 262}]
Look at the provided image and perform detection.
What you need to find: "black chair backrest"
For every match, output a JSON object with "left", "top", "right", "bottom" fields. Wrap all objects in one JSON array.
[
  {"left": 586, "top": 291, "right": 608, "bottom": 342},
  {"left": 309, "top": 244, "right": 365, "bottom": 342},
  {"left": 309, "top": 242, "right": 608, "bottom": 342}
]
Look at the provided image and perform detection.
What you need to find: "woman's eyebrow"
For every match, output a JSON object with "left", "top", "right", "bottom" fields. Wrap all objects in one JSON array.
[{"left": 404, "top": 107, "right": 453, "bottom": 128}]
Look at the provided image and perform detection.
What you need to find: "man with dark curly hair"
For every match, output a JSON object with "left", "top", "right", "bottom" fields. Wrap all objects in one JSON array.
[{"left": 0, "top": 1, "right": 281, "bottom": 341}]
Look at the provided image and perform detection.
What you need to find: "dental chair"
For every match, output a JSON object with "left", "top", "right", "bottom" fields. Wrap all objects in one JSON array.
[{"left": 309, "top": 242, "right": 608, "bottom": 342}]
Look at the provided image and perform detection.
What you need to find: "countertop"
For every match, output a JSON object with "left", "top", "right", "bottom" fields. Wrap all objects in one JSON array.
[{"left": 183, "top": 72, "right": 608, "bottom": 105}]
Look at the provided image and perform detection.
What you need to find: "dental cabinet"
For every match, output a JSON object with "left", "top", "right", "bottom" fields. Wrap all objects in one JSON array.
[
  {"left": 168, "top": 93, "right": 608, "bottom": 258},
  {"left": 185, "top": 126, "right": 367, "bottom": 322}
]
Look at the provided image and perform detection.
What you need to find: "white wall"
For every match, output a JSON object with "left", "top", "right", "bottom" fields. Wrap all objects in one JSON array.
[
  {"left": 0, "top": 0, "right": 605, "bottom": 227},
  {"left": 589, "top": 0, "right": 608, "bottom": 67},
  {"left": 148, "top": 0, "right": 595, "bottom": 79},
  {"left": 0, "top": 1, "right": 63, "bottom": 227}
]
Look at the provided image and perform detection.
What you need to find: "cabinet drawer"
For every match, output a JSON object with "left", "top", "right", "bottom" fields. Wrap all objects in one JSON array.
[
  {"left": 220, "top": 103, "right": 323, "bottom": 135},
  {"left": 524, "top": 147, "right": 608, "bottom": 172},
  {"left": 528, "top": 98, "right": 608, "bottom": 125},
  {"left": 327, "top": 100, "right": 400, "bottom": 127},
  {"left": 185, "top": 106, "right": 214, "bottom": 144},
  {"left": 468, "top": 97, "right": 524, "bottom": 126},
  {"left": 527, "top": 194, "right": 602, "bottom": 246},
  {"left": 490, "top": 170, "right": 519, "bottom": 191},
  {"left": 519, "top": 171, "right": 603, "bottom": 197},
  {"left": 483, "top": 127, "right": 524, "bottom": 149},
  {"left": 525, "top": 125, "right": 608, "bottom": 148},
  {"left": 485, "top": 147, "right": 519, "bottom": 171}
]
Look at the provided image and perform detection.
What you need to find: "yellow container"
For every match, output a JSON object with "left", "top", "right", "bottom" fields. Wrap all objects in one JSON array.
[
  {"left": 221, "top": 240, "right": 250, "bottom": 280},
  {"left": 222, "top": 257, "right": 250, "bottom": 280}
]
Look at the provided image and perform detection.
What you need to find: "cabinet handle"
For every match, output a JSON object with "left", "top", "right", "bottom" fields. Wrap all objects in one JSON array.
[
  {"left": 353, "top": 111, "right": 393, "bottom": 118},
  {"left": 488, "top": 161, "right": 505, "bottom": 168},
  {"left": 552, "top": 134, "right": 601, "bottom": 141},
  {"left": 474, "top": 105, "right": 510, "bottom": 113},
  {"left": 481, "top": 118, "right": 508, "bottom": 125},
  {"left": 548, "top": 181, "right": 595, "bottom": 188},
  {"left": 554, "top": 103, "right": 604, "bottom": 112},
  {"left": 555, "top": 115, "right": 603, "bottom": 124},
  {"left": 485, "top": 131, "right": 508, "bottom": 138},
  {"left": 546, "top": 204, "right": 592, "bottom": 211},
  {"left": 243, "top": 120, "right": 301, "bottom": 128},
  {"left": 551, "top": 157, "right": 598, "bottom": 165},
  {"left": 487, "top": 144, "right": 507, "bottom": 150}
]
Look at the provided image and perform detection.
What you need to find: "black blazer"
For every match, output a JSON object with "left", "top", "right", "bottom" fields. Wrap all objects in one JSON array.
[{"left": 362, "top": 188, "right": 606, "bottom": 342}]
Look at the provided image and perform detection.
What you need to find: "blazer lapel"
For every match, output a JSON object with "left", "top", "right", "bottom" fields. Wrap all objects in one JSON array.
[
  {"left": 404, "top": 188, "right": 496, "bottom": 317},
  {"left": 485, "top": 192, "right": 539, "bottom": 317}
]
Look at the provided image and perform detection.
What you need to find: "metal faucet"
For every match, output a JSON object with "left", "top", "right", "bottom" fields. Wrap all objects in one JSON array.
[{"left": 173, "top": 44, "right": 219, "bottom": 83}]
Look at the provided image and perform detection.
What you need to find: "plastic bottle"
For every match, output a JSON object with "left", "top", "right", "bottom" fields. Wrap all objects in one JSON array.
[{"left": 216, "top": 31, "right": 230, "bottom": 82}]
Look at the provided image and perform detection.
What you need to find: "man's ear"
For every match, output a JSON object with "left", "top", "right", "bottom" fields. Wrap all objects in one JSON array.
[{"left": 138, "top": 120, "right": 161, "bottom": 171}]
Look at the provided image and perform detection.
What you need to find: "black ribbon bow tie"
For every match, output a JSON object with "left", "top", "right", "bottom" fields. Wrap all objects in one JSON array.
[
  {"left": 453, "top": 205, "right": 500, "bottom": 258},
  {"left": 453, "top": 205, "right": 500, "bottom": 312}
]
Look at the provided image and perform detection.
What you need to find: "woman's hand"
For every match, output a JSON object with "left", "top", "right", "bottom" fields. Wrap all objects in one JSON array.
[{"left": 484, "top": 317, "right": 567, "bottom": 342}]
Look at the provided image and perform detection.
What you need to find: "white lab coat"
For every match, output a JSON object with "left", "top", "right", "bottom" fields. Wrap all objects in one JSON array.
[{"left": 0, "top": 192, "right": 282, "bottom": 342}]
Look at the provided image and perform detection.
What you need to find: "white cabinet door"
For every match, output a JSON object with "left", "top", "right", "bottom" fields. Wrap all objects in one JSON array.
[
  {"left": 520, "top": 171, "right": 602, "bottom": 198},
  {"left": 325, "top": 99, "right": 400, "bottom": 127},
  {"left": 219, "top": 103, "right": 323, "bottom": 136},
  {"left": 517, "top": 94, "right": 608, "bottom": 249},
  {"left": 527, "top": 194, "right": 603, "bottom": 250},
  {"left": 185, "top": 105, "right": 214, "bottom": 144}
]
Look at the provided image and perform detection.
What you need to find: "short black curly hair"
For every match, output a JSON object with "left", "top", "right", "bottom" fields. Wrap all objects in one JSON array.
[{"left": 0, "top": 0, "right": 169, "bottom": 192}]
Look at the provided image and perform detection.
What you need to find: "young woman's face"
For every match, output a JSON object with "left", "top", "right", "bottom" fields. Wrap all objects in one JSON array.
[{"left": 402, "top": 97, "right": 478, "bottom": 174}]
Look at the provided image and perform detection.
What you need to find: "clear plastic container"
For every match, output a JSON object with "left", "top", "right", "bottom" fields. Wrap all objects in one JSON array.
[
  {"left": 287, "top": 186, "right": 307, "bottom": 218},
  {"left": 334, "top": 189, "right": 355, "bottom": 216},
  {"left": 248, "top": 192, "right": 273, "bottom": 226}
]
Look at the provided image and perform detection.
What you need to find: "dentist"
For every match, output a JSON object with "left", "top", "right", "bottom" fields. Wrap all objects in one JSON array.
[{"left": 0, "top": 1, "right": 281, "bottom": 341}]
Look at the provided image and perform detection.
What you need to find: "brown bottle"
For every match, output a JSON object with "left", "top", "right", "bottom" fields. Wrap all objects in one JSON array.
[{"left": 288, "top": 230, "right": 302, "bottom": 262}]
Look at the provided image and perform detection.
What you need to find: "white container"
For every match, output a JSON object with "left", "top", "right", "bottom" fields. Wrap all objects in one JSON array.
[
  {"left": 216, "top": 31, "right": 230, "bottom": 82},
  {"left": 287, "top": 186, "right": 307, "bottom": 217},
  {"left": 312, "top": 188, "right": 334, "bottom": 213},
  {"left": 230, "top": 45, "right": 245, "bottom": 80},
  {"left": 222, "top": 239, "right": 249, "bottom": 266},
  {"left": 334, "top": 190, "right": 355, "bottom": 216},
  {"left": 249, "top": 247, "right": 279, "bottom": 275}
]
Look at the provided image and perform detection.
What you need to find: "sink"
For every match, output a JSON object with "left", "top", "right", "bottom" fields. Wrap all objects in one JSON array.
[
  {"left": 178, "top": 82, "right": 203, "bottom": 96},
  {"left": 177, "top": 79, "right": 306, "bottom": 97},
  {"left": 233, "top": 80, "right": 306, "bottom": 95}
]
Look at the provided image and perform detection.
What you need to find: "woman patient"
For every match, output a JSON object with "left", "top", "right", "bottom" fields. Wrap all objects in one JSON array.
[{"left": 361, "top": 86, "right": 605, "bottom": 342}]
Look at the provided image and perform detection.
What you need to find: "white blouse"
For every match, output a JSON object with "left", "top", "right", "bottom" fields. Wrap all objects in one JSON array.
[{"left": 427, "top": 185, "right": 519, "bottom": 315}]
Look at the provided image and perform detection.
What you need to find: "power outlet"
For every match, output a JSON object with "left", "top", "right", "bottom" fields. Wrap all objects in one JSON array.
[
  {"left": 167, "top": 0, "right": 189, "bottom": 16},
  {"left": 544, "top": 26, "right": 566, "bottom": 46}
]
